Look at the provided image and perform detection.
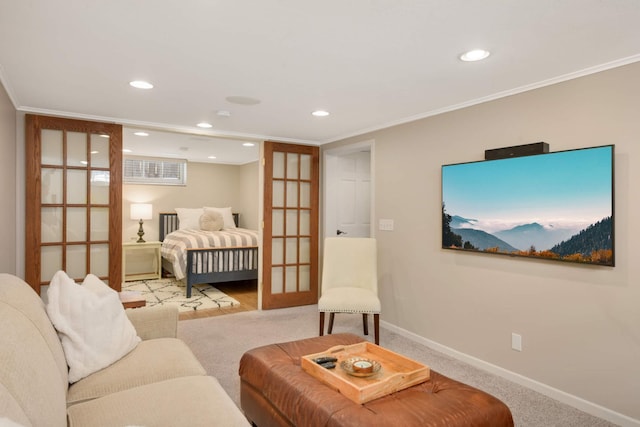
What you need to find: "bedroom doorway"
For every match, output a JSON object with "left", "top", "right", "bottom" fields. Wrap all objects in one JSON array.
[{"left": 323, "top": 140, "right": 374, "bottom": 240}]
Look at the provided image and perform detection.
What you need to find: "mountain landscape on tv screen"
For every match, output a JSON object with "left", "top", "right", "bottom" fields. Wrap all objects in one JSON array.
[{"left": 445, "top": 213, "right": 613, "bottom": 265}]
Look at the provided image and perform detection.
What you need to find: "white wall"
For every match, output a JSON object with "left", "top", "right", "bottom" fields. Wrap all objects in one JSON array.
[
  {"left": 0, "top": 82, "right": 16, "bottom": 274},
  {"left": 122, "top": 161, "right": 259, "bottom": 242},
  {"left": 322, "top": 62, "right": 640, "bottom": 423}
]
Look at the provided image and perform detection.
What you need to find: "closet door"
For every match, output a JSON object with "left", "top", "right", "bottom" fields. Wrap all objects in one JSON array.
[
  {"left": 25, "top": 115, "right": 122, "bottom": 294},
  {"left": 262, "top": 141, "right": 319, "bottom": 309}
]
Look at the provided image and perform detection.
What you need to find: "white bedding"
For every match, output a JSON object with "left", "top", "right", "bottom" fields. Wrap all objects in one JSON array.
[{"left": 161, "top": 228, "right": 259, "bottom": 280}]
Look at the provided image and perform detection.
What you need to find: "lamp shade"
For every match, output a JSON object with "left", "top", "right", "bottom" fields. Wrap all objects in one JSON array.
[{"left": 130, "top": 203, "right": 153, "bottom": 220}]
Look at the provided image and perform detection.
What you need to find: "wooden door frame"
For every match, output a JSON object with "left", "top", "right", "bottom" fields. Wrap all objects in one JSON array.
[
  {"left": 262, "top": 141, "right": 320, "bottom": 309},
  {"left": 25, "top": 114, "right": 122, "bottom": 294}
]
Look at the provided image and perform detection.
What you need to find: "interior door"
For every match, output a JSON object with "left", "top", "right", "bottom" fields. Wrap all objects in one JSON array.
[
  {"left": 262, "top": 141, "right": 319, "bottom": 309},
  {"left": 25, "top": 114, "right": 122, "bottom": 294},
  {"left": 335, "top": 151, "right": 371, "bottom": 237},
  {"left": 324, "top": 143, "right": 373, "bottom": 239}
]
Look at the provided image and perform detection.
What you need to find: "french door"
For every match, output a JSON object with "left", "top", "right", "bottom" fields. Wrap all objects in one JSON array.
[
  {"left": 25, "top": 115, "right": 122, "bottom": 294},
  {"left": 262, "top": 141, "right": 319, "bottom": 309}
]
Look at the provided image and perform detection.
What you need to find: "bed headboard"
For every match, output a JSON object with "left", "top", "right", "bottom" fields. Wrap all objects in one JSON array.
[{"left": 159, "top": 212, "right": 240, "bottom": 241}]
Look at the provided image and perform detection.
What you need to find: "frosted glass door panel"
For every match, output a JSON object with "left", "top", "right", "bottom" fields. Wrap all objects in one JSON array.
[
  {"left": 67, "top": 170, "right": 87, "bottom": 204},
  {"left": 66, "top": 207, "right": 87, "bottom": 242},
  {"left": 272, "top": 210, "right": 284, "bottom": 236},
  {"left": 91, "top": 134, "right": 110, "bottom": 168},
  {"left": 66, "top": 245, "right": 87, "bottom": 279},
  {"left": 287, "top": 154, "right": 299, "bottom": 179},
  {"left": 90, "top": 171, "right": 110, "bottom": 204},
  {"left": 90, "top": 208, "right": 109, "bottom": 240},
  {"left": 273, "top": 152, "right": 285, "bottom": 178},
  {"left": 286, "top": 210, "right": 298, "bottom": 235},
  {"left": 300, "top": 211, "right": 310, "bottom": 235},
  {"left": 300, "top": 154, "right": 311, "bottom": 180},
  {"left": 41, "top": 246, "right": 62, "bottom": 282},
  {"left": 299, "top": 265, "right": 310, "bottom": 292},
  {"left": 271, "top": 267, "right": 283, "bottom": 294},
  {"left": 90, "top": 244, "right": 109, "bottom": 277},
  {"left": 41, "top": 207, "right": 62, "bottom": 243},
  {"left": 300, "top": 238, "right": 310, "bottom": 263},
  {"left": 41, "top": 168, "right": 63, "bottom": 204},
  {"left": 67, "top": 132, "right": 87, "bottom": 166},
  {"left": 285, "top": 238, "right": 297, "bottom": 264},
  {"left": 300, "top": 182, "right": 311, "bottom": 208},
  {"left": 272, "top": 238, "right": 283, "bottom": 264},
  {"left": 285, "top": 267, "right": 297, "bottom": 292},
  {"left": 272, "top": 181, "right": 284, "bottom": 207},
  {"left": 286, "top": 182, "right": 298, "bottom": 207},
  {"left": 41, "top": 130, "right": 63, "bottom": 165}
]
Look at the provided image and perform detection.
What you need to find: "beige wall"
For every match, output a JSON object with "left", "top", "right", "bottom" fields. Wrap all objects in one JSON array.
[
  {"left": 122, "top": 161, "right": 259, "bottom": 242},
  {"left": 323, "top": 62, "right": 640, "bottom": 422},
  {"left": 0, "top": 82, "right": 16, "bottom": 274}
]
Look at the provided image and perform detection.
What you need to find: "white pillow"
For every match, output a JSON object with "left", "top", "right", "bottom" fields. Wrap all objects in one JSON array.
[
  {"left": 175, "top": 207, "right": 204, "bottom": 230},
  {"left": 203, "top": 206, "right": 236, "bottom": 229},
  {"left": 46, "top": 271, "right": 141, "bottom": 383}
]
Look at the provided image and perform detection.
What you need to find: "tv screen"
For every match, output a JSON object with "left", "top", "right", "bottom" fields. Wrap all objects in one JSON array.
[{"left": 441, "top": 145, "right": 614, "bottom": 266}]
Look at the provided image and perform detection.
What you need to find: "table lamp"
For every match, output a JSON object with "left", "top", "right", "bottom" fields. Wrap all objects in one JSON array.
[{"left": 130, "top": 203, "right": 153, "bottom": 243}]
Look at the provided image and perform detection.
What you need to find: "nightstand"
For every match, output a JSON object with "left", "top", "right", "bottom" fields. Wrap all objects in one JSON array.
[{"left": 122, "top": 241, "right": 162, "bottom": 282}]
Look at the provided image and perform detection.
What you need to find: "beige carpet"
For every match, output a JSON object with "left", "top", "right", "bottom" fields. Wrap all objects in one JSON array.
[
  {"left": 122, "top": 278, "right": 240, "bottom": 312},
  {"left": 178, "top": 304, "right": 617, "bottom": 427}
]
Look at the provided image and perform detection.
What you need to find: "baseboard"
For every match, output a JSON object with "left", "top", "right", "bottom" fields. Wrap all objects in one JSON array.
[{"left": 380, "top": 320, "right": 640, "bottom": 427}]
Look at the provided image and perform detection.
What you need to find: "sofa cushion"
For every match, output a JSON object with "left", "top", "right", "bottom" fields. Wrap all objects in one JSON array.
[
  {"left": 0, "top": 274, "right": 68, "bottom": 427},
  {"left": 46, "top": 271, "right": 141, "bottom": 383},
  {"left": 67, "top": 376, "right": 250, "bottom": 427},
  {"left": 67, "top": 337, "right": 207, "bottom": 405}
]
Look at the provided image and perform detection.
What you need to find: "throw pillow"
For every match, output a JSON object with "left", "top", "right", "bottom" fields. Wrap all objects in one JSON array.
[
  {"left": 175, "top": 207, "right": 204, "bottom": 230},
  {"left": 203, "top": 206, "right": 236, "bottom": 229},
  {"left": 46, "top": 271, "right": 141, "bottom": 383},
  {"left": 199, "top": 210, "right": 224, "bottom": 231}
]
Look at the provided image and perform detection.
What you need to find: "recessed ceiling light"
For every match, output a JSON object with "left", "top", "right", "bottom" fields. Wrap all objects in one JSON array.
[
  {"left": 122, "top": 148, "right": 132, "bottom": 153},
  {"left": 459, "top": 49, "right": 491, "bottom": 62},
  {"left": 312, "top": 110, "right": 330, "bottom": 117},
  {"left": 129, "top": 80, "right": 154, "bottom": 89},
  {"left": 197, "top": 122, "right": 213, "bottom": 128},
  {"left": 242, "top": 142, "right": 255, "bottom": 147},
  {"left": 90, "top": 150, "right": 99, "bottom": 154},
  {"left": 99, "top": 134, "right": 109, "bottom": 138},
  {"left": 208, "top": 156, "right": 217, "bottom": 159},
  {"left": 134, "top": 131, "right": 149, "bottom": 137}
]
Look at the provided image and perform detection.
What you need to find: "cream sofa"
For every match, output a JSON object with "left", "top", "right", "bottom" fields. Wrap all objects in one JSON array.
[{"left": 0, "top": 273, "right": 249, "bottom": 427}]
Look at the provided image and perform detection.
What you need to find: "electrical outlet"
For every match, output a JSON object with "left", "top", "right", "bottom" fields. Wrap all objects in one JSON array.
[
  {"left": 379, "top": 219, "right": 394, "bottom": 231},
  {"left": 511, "top": 333, "right": 522, "bottom": 351}
]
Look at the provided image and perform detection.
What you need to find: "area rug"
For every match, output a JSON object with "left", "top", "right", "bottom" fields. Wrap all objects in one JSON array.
[{"left": 122, "top": 278, "right": 240, "bottom": 312}]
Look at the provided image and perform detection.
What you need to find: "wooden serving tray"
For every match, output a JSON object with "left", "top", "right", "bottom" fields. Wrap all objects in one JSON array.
[{"left": 301, "top": 341, "right": 430, "bottom": 404}]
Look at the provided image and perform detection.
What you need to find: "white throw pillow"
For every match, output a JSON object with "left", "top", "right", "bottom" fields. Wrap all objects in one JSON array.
[
  {"left": 199, "top": 210, "right": 224, "bottom": 231},
  {"left": 46, "top": 271, "right": 141, "bottom": 383},
  {"left": 203, "top": 206, "right": 236, "bottom": 229},
  {"left": 175, "top": 207, "right": 204, "bottom": 230}
]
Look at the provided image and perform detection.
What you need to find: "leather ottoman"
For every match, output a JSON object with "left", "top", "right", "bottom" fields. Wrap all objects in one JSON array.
[{"left": 239, "top": 333, "right": 514, "bottom": 427}]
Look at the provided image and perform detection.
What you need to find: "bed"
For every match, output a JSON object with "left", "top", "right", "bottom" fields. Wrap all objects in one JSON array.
[{"left": 159, "top": 212, "right": 259, "bottom": 298}]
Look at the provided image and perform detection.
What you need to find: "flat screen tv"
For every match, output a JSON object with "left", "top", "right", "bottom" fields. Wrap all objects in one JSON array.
[{"left": 441, "top": 145, "right": 614, "bottom": 266}]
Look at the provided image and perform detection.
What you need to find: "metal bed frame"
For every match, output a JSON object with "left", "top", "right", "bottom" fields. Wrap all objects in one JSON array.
[{"left": 159, "top": 212, "right": 259, "bottom": 298}]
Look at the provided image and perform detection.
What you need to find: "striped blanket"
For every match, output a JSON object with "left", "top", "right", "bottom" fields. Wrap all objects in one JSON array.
[{"left": 161, "top": 228, "right": 259, "bottom": 280}]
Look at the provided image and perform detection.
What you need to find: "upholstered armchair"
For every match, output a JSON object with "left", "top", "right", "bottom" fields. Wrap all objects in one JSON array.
[{"left": 318, "top": 237, "right": 380, "bottom": 344}]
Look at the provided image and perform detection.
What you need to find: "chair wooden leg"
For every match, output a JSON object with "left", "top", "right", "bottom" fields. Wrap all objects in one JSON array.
[
  {"left": 319, "top": 312, "right": 325, "bottom": 336},
  {"left": 374, "top": 313, "right": 380, "bottom": 345},
  {"left": 362, "top": 313, "right": 369, "bottom": 336},
  {"left": 328, "top": 313, "right": 335, "bottom": 334}
]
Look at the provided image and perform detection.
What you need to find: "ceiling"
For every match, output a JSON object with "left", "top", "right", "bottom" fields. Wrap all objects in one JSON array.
[{"left": 1, "top": 1, "right": 640, "bottom": 164}]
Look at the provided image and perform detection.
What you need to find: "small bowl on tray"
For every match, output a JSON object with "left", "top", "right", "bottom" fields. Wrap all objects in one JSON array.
[{"left": 340, "top": 357, "right": 382, "bottom": 378}]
